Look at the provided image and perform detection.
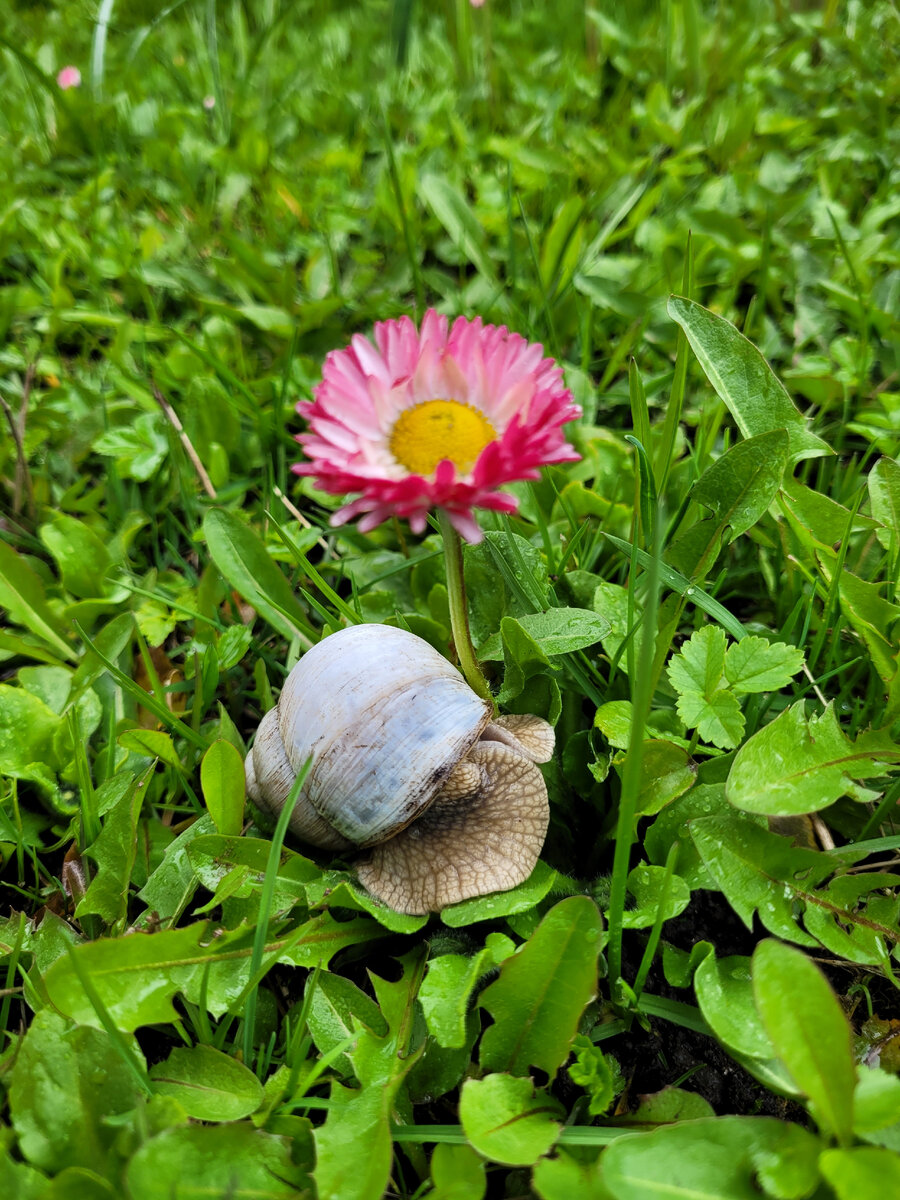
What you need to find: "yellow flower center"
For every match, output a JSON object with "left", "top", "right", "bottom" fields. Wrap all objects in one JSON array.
[{"left": 389, "top": 399, "right": 496, "bottom": 476}]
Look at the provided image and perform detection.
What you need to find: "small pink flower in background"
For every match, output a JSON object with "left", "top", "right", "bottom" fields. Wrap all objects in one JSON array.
[
  {"left": 57, "top": 66, "right": 82, "bottom": 90},
  {"left": 295, "top": 310, "right": 581, "bottom": 543},
  {"left": 203, "top": 95, "right": 216, "bottom": 110},
  {"left": 470, "top": 0, "right": 485, "bottom": 6}
]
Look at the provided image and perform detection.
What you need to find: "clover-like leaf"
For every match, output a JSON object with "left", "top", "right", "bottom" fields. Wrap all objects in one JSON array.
[
  {"left": 676, "top": 686, "right": 745, "bottom": 749},
  {"left": 667, "top": 624, "right": 727, "bottom": 696},
  {"left": 724, "top": 636, "right": 805, "bottom": 693}
]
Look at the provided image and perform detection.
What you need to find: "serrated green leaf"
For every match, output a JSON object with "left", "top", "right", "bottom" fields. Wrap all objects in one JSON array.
[
  {"left": 668, "top": 625, "right": 727, "bottom": 695},
  {"left": 479, "top": 895, "right": 602, "bottom": 1079},
  {"left": 726, "top": 701, "right": 900, "bottom": 816},
  {"left": 676, "top": 686, "right": 744, "bottom": 749},
  {"left": 753, "top": 939, "right": 856, "bottom": 1142},
  {"left": 76, "top": 771, "right": 145, "bottom": 926},
  {"left": 420, "top": 933, "right": 515, "bottom": 1048}
]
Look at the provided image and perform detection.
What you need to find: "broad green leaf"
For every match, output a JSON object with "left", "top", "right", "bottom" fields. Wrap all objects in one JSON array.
[
  {"left": 753, "top": 939, "right": 856, "bottom": 1142},
  {"left": 203, "top": 508, "right": 309, "bottom": 643},
  {"left": 870, "top": 456, "right": 900, "bottom": 552},
  {"left": 418, "top": 173, "right": 495, "bottom": 281},
  {"left": 600, "top": 1116, "right": 822, "bottom": 1200},
  {"left": 459, "top": 1074, "right": 564, "bottom": 1166},
  {"left": 429, "top": 1143, "right": 487, "bottom": 1200},
  {"left": 726, "top": 701, "right": 900, "bottom": 815},
  {"left": 440, "top": 859, "right": 561, "bottom": 926},
  {"left": 607, "top": 1113, "right": 825, "bottom": 1200},
  {"left": 780, "top": 476, "right": 878, "bottom": 551},
  {"left": 853, "top": 1068, "right": 900, "bottom": 1137},
  {"left": 117, "top": 728, "right": 183, "bottom": 771},
  {"left": 533, "top": 1152, "right": 604, "bottom": 1200},
  {"left": 9, "top": 1010, "right": 144, "bottom": 1175},
  {"left": 621, "top": 864, "right": 691, "bottom": 929},
  {"left": 667, "top": 296, "right": 831, "bottom": 464},
  {"left": 0, "top": 1155, "right": 46, "bottom": 1200},
  {"left": 43, "top": 916, "right": 385, "bottom": 1030},
  {"left": 618, "top": 739, "right": 696, "bottom": 817},
  {"left": 304, "top": 872, "right": 429, "bottom": 933},
  {"left": 149, "top": 1044, "right": 263, "bottom": 1121},
  {"left": 477, "top": 608, "right": 610, "bottom": 661},
  {"left": 200, "top": 739, "right": 246, "bottom": 836},
  {"left": 420, "top": 933, "right": 515, "bottom": 1048},
  {"left": 820, "top": 1147, "right": 900, "bottom": 1199},
  {"left": 0, "top": 539, "right": 74, "bottom": 660},
  {"left": 693, "top": 952, "right": 775, "bottom": 1060},
  {"left": 724, "top": 636, "right": 805, "bottom": 693},
  {"left": 70, "top": 612, "right": 134, "bottom": 693},
  {"left": 823, "top": 558, "right": 900, "bottom": 685},
  {"left": 479, "top": 895, "right": 602, "bottom": 1079},
  {"left": 691, "top": 430, "right": 790, "bottom": 542},
  {"left": 125, "top": 1124, "right": 307, "bottom": 1198},
  {"left": 631, "top": 1086, "right": 714, "bottom": 1123},
  {"left": 314, "top": 1081, "right": 399, "bottom": 1200},
  {"left": 39, "top": 514, "right": 112, "bottom": 600},
  {"left": 0, "top": 684, "right": 65, "bottom": 776},
  {"left": 644, "top": 784, "right": 731, "bottom": 889}
]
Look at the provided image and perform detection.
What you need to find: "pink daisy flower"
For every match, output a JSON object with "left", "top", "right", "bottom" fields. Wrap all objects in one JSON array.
[
  {"left": 57, "top": 66, "right": 82, "bottom": 90},
  {"left": 294, "top": 310, "right": 581, "bottom": 543}
]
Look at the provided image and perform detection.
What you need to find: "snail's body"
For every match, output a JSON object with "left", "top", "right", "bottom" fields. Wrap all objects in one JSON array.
[{"left": 245, "top": 624, "right": 553, "bottom": 914}]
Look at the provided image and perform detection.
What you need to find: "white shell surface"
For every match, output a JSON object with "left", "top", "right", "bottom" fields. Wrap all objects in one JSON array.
[{"left": 278, "top": 624, "right": 492, "bottom": 846}]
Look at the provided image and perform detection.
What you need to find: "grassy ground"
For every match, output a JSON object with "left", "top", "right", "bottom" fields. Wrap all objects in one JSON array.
[{"left": 2, "top": 1, "right": 900, "bottom": 1197}]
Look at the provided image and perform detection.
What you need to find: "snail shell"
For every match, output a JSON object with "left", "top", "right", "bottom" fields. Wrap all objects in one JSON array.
[{"left": 245, "top": 624, "right": 553, "bottom": 914}]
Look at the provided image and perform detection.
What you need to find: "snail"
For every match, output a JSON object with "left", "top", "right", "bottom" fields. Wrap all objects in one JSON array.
[{"left": 244, "top": 623, "right": 554, "bottom": 915}]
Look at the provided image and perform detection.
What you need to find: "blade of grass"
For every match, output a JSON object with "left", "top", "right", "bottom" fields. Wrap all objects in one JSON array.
[{"left": 242, "top": 757, "right": 313, "bottom": 1065}]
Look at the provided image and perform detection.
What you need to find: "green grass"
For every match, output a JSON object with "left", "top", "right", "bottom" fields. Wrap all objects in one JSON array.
[{"left": 2, "top": 1, "right": 900, "bottom": 1196}]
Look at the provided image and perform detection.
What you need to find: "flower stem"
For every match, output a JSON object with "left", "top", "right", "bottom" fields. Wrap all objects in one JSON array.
[{"left": 438, "top": 510, "right": 494, "bottom": 707}]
